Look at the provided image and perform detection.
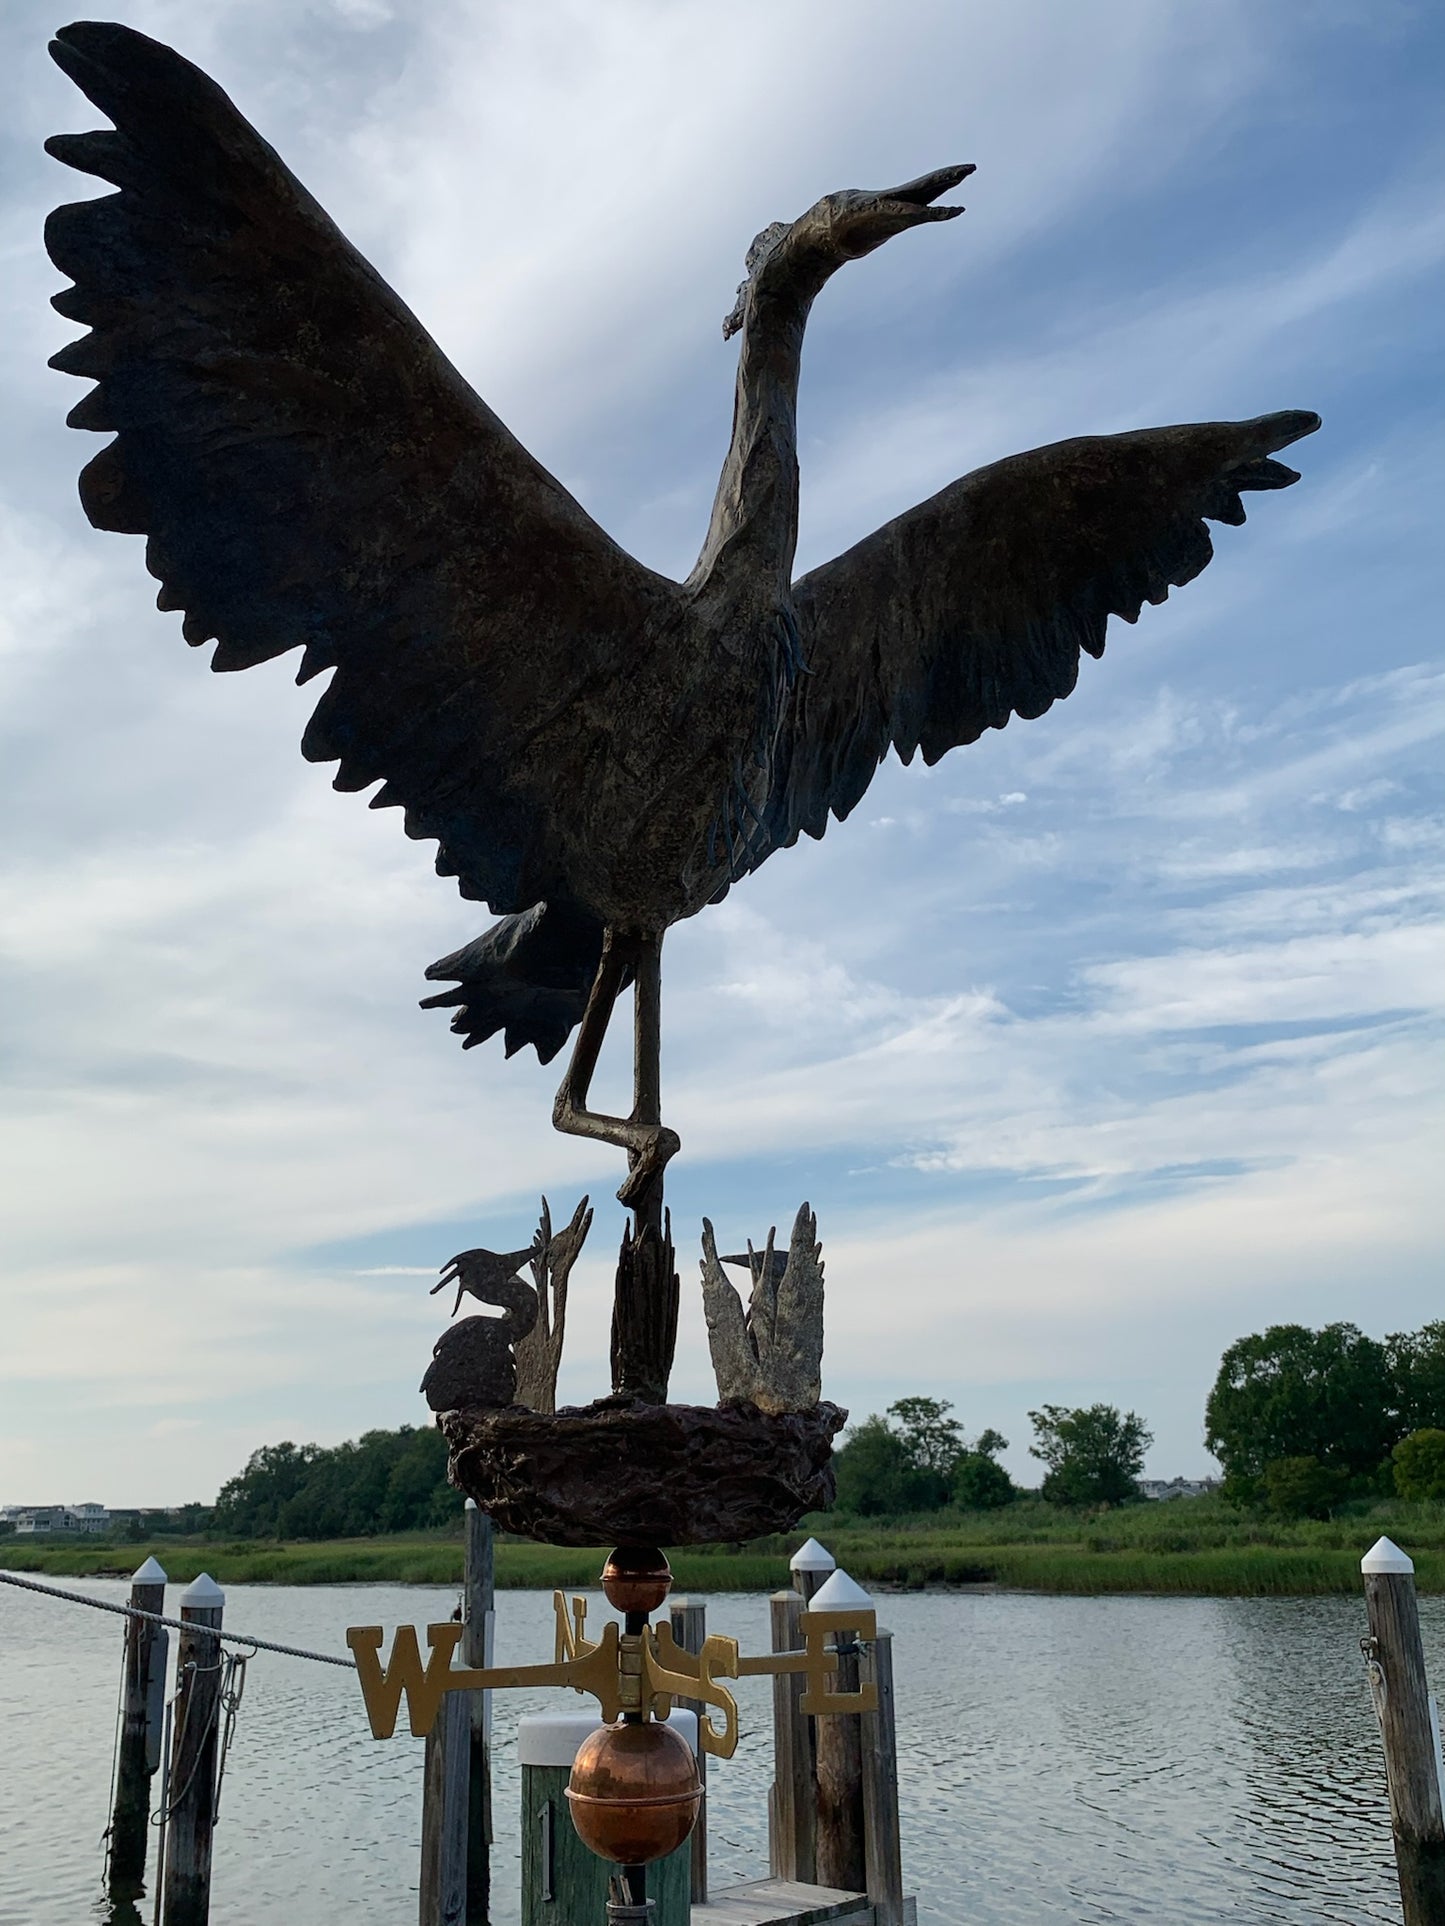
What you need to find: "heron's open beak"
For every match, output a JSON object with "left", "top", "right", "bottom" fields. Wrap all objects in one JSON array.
[{"left": 874, "top": 163, "right": 975, "bottom": 222}]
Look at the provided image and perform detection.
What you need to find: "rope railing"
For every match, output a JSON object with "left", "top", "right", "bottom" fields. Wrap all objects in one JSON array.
[{"left": 0, "top": 1567, "right": 357, "bottom": 1668}]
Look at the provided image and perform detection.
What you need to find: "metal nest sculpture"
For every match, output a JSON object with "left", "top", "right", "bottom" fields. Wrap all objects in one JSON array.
[{"left": 45, "top": 21, "right": 1318, "bottom": 1543}]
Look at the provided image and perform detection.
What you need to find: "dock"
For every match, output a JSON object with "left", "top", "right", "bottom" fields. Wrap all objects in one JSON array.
[{"left": 693, "top": 1878, "right": 917, "bottom": 1926}]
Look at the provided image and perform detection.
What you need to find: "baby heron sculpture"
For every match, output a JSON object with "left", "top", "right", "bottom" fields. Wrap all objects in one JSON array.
[{"left": 45, "top": 23, "right": 1318, "bottom": 1421}]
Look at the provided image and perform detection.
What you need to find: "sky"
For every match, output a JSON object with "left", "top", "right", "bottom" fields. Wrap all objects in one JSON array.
[{"left": 1, "top": 0, "right": 1441, "bottom": 1506}]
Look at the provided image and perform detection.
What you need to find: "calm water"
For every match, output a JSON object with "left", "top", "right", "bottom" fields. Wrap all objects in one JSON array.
[{"left": 1, "top": 1573, "right": 1435, "bottom": 1924}]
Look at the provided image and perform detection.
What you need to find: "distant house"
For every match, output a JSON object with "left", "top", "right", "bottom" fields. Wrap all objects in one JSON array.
[
  {"left": 3, "top": 1502, "right": 111, "bottom": 1534},
  {"left": 1138, "top": 1477, "right": 1219, "bottom": 1502},
  {"left": 10, "top": 1507, "right": 73, "bottom": 1533}
]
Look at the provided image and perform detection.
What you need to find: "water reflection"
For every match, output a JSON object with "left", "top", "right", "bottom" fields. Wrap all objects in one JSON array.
[{"left": 2, "top": 1576, "right": 1435, "bottom": 1925}]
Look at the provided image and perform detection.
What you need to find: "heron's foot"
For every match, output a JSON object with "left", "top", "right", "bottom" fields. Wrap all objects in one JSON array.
[
  {"left": 617, "top": 1125, "right": 681, "bottom": 1209},
  {"left": 553, "top": 1085, "right": 681, "bottom": 1203}
]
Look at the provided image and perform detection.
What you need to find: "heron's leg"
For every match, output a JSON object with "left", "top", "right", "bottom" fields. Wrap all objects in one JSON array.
[
  {"left": 552, "top": 928, "right": 680, "bottom": 1205},
  {"left": 621, "top": 929, "right": 680, "bottom": 1210},
  {"left": 616, "top": 928, "right": 680, "bottom": 1403}
]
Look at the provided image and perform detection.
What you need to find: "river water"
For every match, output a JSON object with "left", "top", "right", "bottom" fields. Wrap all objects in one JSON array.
[{"left": 1, "top": 1574, "right": 1435, "bottom": 1924}]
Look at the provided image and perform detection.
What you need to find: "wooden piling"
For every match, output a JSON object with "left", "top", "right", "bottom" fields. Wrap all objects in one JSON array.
[
  {"left": 860, "top": 1630, "right": 904, "bottom": 1926},
  {"left": 768, "top": 1591, "right": 816, "bottom": 1883},
  {"left": 808, "top": 1563, "right": 877, "bottom": 1901},
  {"left": 1362, "top": 1537, "right": 1445, "bottom": 1926},
  {"left": 421, "top": 1690, "right": 472, "bottom": 1926},
  {"left": 160, "top": 1572, "right": 224, "bottom": 1926},
  {"left": 108, "top": 1556, "right": 168, "bottom": 1902},
  {"left": 813, "top": 1634, "right": 865, "bottom": 1894},
  {"left": 422, "top": 1506, "right": 492, "bottom": 1926},
  {"left": 790, "top": 1537, "right": 835, "bottom": 1607},
  {"left": 463, "top": 1502, "right": 493, "bottom": 1926},
  {"left": 669, "top": 1595, "right": 709, "bottom": 1903},
  {"left": 766, "top": 1538, "right": 834, "bottom": 1883}
]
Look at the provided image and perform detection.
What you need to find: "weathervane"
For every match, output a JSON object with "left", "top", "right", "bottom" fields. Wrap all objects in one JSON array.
[
  {"left": 348, "top": 1548, "right": 878, "bottom": 1884},
  {"left": 348, "top": 1583, "right": 877, "bottom": 1755},
  {"left": 45, "top": 20, "right": 1318, "bottom": 1545}
]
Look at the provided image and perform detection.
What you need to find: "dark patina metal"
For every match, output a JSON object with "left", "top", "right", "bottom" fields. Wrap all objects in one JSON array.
[
  {"left": 440, "top": 1398, "right": 846, "bottom": 1546},
  {"left": 45, "top": 24, "right": 1318, "bottom": 1531}
]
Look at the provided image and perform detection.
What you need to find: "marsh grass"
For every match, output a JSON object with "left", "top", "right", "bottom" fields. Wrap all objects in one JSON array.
[
  {"left": 0, "top": 1534, "right": 790, "bottom": 1592},
  {"left": 7, "top": 1494, "right": 1444, "bottom": 1593}
]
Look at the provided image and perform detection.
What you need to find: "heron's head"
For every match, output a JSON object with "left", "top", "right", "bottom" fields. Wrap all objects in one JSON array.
[{"left": 723, "top": 164, "right": 974, "bottom": 338}]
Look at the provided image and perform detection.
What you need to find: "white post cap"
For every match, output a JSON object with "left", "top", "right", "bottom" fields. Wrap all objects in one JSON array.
[
  {"left": 807, "top": 1567, "right": 873, "bottom": 1612},
  {"left": 465, "top": 1497, "right": 478, "bottom": 1510},
  {"left": 1362, "top": 1536, "right": 1415, "bottom": 1575},
  {"left": 180, "top": 1571, "right": 225, "bottom": 1608},
  {"left": 517, "top": 1709, "right": 699, "bottom": 1768},
  {"left": 790, "top": 1536, "right": 836, "bottom": 1574},
  {"left": 131, "top": 1555, "right": 167, "bottom": 1585}
]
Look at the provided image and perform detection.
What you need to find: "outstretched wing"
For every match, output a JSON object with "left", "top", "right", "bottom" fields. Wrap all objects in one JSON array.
[
  {"left": 45, "top": 21, "right": 676, "bottom": 916},
  {"left": 766, "top": 412, "right": 1319, "bottom": 849}
]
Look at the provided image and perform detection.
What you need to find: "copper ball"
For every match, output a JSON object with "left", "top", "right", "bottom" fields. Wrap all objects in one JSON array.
[
  {"left": 600, "top": 1544, "right": 672, "bottom": 1617},
  {"left": 565, "top": 1719, "right": 701, "bottom": 1866}
]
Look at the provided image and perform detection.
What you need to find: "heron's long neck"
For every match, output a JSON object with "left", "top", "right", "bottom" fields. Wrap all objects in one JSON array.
[
  {"left": 690, "top": 279, "right": 819, "bottom": 604},
  {"left": 495, "top": 1271, "right": 539, "bottom": 1341}
]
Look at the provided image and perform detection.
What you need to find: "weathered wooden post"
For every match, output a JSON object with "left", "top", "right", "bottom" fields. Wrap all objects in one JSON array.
[
  {"left": 790, "top": 1536, "right": 835, "bottom": 1606},
  {"left": 859, "top": 1628, "right": 905, "bottom": 1926},
  {"left": 769, "top": 1537, "right": 833, "bottom": 1882},
  {"left": 668, "top": 1595, "right": 708, "bottom": 1904},
  {"left": 809, "top": 1566, "right": 868, "bottom": 1894},
  {"left": 421, "top": 1691, "right": 472, "bottom": 1926},
  {"left": 1362, "top": 1537, "right": 1445, "bottom": 1925},
  {"left": 422, "top": 1506, "right": 493, "bottom": 1926},
  {"left": 768, "top": 1585, "right": 811, "bottom": 1881},
  {"left": 464, "top": 1502, "right": 494, "bottom": 1926},
  {"left": 161, "top": 1572, "right": 224, "bottom": 1926},
  {"left": 108, "top": 1555, "right": 168, "bottom": 1902}
]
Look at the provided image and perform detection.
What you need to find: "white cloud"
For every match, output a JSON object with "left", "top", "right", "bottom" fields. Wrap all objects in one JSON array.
[{"left": 0, "top": 0, "right": 1441, "bottom": 1499}]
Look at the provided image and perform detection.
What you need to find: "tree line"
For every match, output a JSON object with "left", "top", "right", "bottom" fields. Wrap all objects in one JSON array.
[
  {"left": 191, "top": 1318, "right": 1445, "bottom": 1539},
  {"left": 1205, "top": 1319, "right": 1445, "bottom": 1515},
  {"left": 835, "top": 1318, "right": 1445, "bottom": 1520},
  {"left": 213, "top": 1426, "right": 456, "bottom": 1538},
  {"left": 833, "top": 1396, "right": 1152, "bottom": 1516}
]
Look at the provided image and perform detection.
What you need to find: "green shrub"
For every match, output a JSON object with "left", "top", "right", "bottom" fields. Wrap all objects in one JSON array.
[
  {"left": 1394, "top": 1429, "right": 1445, "bottom": 1502},
  {"left": 951, "top": 1451, "right": 1015, "bottom": 1510},
  {"left": 1028, "top": 1403, "right": 1151, "bottom": 1507},
  {"left": 833, "top": 1417, "right": 911, "bottom": 1516},
  {"left": 1262, "top": 1455, "right": 1347, "bottom": 1519}
]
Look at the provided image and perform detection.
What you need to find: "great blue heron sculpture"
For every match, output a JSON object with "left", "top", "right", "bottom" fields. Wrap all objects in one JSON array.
[{"left": 45, "top": 22, "right": 1318, "bottom": 1406}]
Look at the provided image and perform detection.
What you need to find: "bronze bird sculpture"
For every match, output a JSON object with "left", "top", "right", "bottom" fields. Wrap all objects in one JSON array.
[
  {"left": 421, "top": 1244, "right": 540, "bottom": 1412},
  {"left": 721, "top": 1246, "right": 792, "bottom": 1289},
  {"left": 433, "top": 1243, "right": 542, "bottom": 1321},
  {"left": 45, "top": 22, "right": 1318, "bottom": 1407}
]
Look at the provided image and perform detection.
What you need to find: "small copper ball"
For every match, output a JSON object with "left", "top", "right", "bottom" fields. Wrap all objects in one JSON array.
[
  {"left": 600, "top": 1544, "right": 672, "bottom": 1617},
  {"left": 566, "top": 1719, "right": 701, "bottom": 1866}
]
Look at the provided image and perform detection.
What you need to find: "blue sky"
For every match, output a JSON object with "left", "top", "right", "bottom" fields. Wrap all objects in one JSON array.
[{"left": 1, "top": 0, "right": 1441, "bottom": 1504}]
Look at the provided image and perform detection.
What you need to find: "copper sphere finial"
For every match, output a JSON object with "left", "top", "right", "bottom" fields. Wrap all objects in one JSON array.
[
  {"left": 566, "top": 1719, "right": 701, "bottom": 1866},
  {"left": 600, "top": 1544, "right": 672, "bottom": 1617}
]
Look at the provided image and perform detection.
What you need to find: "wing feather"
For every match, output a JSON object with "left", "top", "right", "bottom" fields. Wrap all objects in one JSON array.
[
  {"left": 768, "top": 412, "right": 1318, "bottom": 850},
  {"left": 45, "top": 21, "right": 675, "bottom": 914}
]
